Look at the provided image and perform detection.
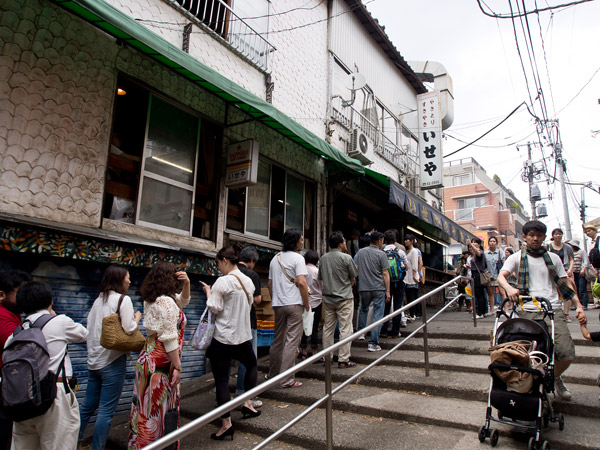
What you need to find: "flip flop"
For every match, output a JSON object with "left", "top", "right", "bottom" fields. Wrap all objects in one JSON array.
[{"left": 281, "top": 381, "right": 303, "bottom": 388}]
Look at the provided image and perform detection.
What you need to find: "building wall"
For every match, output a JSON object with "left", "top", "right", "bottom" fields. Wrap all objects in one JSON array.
[{"left": 0, "top": 0, "right": 118, "bottom": 227}]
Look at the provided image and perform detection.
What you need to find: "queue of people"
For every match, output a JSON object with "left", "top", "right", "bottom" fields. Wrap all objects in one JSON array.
[{"left": 1, "top": 221, "right": 599, "bottom": 449}]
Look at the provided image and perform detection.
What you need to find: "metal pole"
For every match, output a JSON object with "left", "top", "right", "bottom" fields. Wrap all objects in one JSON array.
[
  {"left": 527, "top": 143, "right": 537, "bottom": 219},
  {"left": 582, "top": 185, "right": 589, "bottom": 253},
  {"left": 422, "top": 300, "right": 430, "bottom": 376},
  {"left": 325, "top": 352, "right": 333, "bottom": 450},
  {"left": 555, "top": 142, "right": 572, "bottom": 240}
]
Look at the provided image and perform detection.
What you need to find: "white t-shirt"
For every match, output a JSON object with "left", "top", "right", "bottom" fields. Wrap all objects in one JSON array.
[
  {"left": 501, "top": 250, "right": 567, "bottom": 311},
  {"left": 404, "top": 248, "right": 420, "bottom": 285},
  {"left": 269, "top": 251, "right": 308, "bottom": 307}
]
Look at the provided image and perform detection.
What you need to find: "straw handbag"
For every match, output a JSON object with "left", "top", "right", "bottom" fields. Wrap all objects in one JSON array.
[{"left": 100, "top": 294, "right": 145, "bottom": 352}]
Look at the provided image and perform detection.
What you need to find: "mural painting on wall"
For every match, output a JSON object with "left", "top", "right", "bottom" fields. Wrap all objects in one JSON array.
[{"left": 0, "top": 225, "right": 219, "bottom": 275}]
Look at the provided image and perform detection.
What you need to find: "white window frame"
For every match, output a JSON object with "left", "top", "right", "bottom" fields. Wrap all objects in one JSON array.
[{"left": 135, "top": 93, "right": 200, "bottom": 236}]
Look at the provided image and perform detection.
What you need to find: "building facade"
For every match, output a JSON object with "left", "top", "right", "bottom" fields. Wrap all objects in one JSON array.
[
  {"left": 443, "top": 157, "right": 529, "bottom": 250},
  {"left": 1, "top": 0, "right": 475, "bottom": 416}
]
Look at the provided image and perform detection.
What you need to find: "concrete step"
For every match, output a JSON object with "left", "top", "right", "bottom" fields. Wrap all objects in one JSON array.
[{"left": 256, "top": 361, "right": 600, "bottom": 419}]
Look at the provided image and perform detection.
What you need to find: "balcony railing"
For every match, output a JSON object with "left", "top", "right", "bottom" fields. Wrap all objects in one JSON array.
[
  {"left": 331, "top": 102, "right": 420, "bottom": 179},
  {"left": 169, "top": 0, "right": 276, "bottom": 72}
]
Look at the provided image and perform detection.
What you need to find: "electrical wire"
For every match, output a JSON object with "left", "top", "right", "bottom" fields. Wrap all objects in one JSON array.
[
  {"left": 443, "top": 102, "right": 527, "bottom": 158},
  {"left": 476, "top": 0, "right": 595, "bottom": 19}
]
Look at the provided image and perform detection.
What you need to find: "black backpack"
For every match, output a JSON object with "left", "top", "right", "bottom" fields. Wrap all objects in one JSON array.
[{"left": 1, "top": 314, "right": 66, "bottom": 422}]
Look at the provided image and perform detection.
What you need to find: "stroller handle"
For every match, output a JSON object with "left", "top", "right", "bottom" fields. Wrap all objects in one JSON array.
[{"left": 498, "top": 296, "right": 554, "bottom": 319}]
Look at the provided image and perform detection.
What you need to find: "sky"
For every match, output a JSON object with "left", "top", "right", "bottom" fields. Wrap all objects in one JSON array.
[{"left": 365, "top": 0, "right": 600, "bottom": 243}]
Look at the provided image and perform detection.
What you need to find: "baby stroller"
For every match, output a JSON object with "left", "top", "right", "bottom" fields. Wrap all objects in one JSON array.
[{"left": 478, "top": 297, "right": 564, "bottom": 450}]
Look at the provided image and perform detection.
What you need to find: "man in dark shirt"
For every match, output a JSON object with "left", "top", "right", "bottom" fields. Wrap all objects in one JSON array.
[
  {"left": 236, "top": 247, "right": 263, "bottom": 408},
  {"left": 0, "top": 270, "right": 32, "bottom": 450}
]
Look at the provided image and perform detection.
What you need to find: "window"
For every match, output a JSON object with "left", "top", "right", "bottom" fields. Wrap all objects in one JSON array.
[
  {"left": 103, "top": 76, "right": 219, "bottom": 240},
  {"left": 175, "top": 0, "right": 231, "bottom": 37},
  {"left": 226, "top": 161, "right": 316, "bottom": 248},
  {"left": 455, "top": 196, "right": 485, "bottom": 221},
  {"left": 452, "top": 174, "right": 471, "bottom": 186}
]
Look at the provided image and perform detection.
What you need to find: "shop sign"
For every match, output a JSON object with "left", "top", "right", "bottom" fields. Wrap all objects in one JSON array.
[
  {"left": 225, "top": 140, "right": 259, "bottom": 187},
  {"left": 418, "top": 91, "right": 443, "bottom": 189},
  {"left": 347, "top": 209, "right": 358, "bottom": 222}
]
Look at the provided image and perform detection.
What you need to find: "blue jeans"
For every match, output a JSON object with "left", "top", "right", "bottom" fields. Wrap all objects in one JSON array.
[
  {"left": 78, "top": 354, "right": 127, "bottom": 450},
  {"left": 236, "top": 328, "right": 258, "bottom": 394},
  {"left": 358, "top": 290, "right": 386, "bottom": 346},
  {"left": 575, "top": 272, "right": 589, "bottom": 308}
]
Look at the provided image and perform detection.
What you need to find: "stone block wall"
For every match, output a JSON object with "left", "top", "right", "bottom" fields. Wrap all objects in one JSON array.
[{"left": 0, "top": 0, "right": 117, "bottom": 226}]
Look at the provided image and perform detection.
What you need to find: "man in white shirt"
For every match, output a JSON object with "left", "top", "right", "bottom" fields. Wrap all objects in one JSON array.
[
  {"left": 268, "top": 229, "right": 310, "bottom": 388},
  {"left": 9, "top": 281, "right": 88, "bottom": 449},
  {"left": 498, "top": 220, "right": 586, "bottom": 401}
]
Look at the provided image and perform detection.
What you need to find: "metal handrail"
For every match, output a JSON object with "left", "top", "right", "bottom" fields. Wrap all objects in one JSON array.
[{"left": 143, "top": 275, "right": 474, "bottom": 450}]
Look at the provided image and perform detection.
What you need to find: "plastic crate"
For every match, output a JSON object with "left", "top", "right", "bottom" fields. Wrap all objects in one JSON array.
[{"left": 257, "top": 330, "right": 274, "bottom": 347}]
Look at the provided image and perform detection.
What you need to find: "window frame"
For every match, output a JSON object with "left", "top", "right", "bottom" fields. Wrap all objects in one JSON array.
[
  {"left": 225, "top": 159, "right": 314, "bottom": 246},
  {"left": 135, "top": 93, "right": 201, "bottom": 236}
]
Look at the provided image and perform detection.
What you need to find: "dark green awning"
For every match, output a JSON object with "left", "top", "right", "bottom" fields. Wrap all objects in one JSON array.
[{"left": 52, "top": 0, "right": 365, "bottom": 175}]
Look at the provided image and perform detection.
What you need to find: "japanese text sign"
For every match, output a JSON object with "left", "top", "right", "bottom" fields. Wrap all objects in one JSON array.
[
  {"left": 225, "top": 139, "right": 259, "bottom": 188},
  {"left": 418, "top": 91, "right": 443, "bottom": 189}
]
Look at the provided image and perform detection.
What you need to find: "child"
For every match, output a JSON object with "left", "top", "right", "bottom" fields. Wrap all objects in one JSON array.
[{"left": 580, "top": 316, "right": 600, "bottom": 400}]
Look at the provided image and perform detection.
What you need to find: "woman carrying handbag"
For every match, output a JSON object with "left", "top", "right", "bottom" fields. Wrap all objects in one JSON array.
[
  {"left": 78, "top": 265, "right": 142, "bottom": 450},
  {"left": 468, "top": 238, "right": 490, "bottom": 319},
  {"left": 201, "top": 246, "right": 261, "bottom": 441}
]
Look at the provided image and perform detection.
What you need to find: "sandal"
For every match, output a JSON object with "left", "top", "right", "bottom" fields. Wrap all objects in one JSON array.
[
  {"left": 565, "top": 314, "right": 572, "bottom": 323},
  {"left": 281, "top": 381, "right": 303, "bottom": 388},
  {"left": 299, "top": 353, "right": 308, "bottom": 361},
  {"left": 338, "top": 361, "right": 357, "bottom": 368}
]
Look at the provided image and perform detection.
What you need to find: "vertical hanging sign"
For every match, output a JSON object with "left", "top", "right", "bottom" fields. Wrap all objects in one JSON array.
[
  {"left": 225, "top": 139, "right": 259, "bottom": 187},
  {"left": 418, "top": 90, "right": 443, "bottom": 189}
]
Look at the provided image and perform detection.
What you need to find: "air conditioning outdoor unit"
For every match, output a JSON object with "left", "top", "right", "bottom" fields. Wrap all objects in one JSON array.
[{"left": 348, "top": 129, "right": 373, "bottom": 165}]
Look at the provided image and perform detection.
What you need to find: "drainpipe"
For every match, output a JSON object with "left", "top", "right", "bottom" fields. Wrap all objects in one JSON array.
[{"left": 408, "top": 61, "right": 454, "bottom": 131}]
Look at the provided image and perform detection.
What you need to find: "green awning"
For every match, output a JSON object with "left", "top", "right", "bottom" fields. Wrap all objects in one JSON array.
[{"left": 52, "top": 0, "right": 365, "bottom": 175}]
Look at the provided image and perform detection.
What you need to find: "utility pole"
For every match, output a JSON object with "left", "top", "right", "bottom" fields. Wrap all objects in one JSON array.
[
  {"left": 550, "top": 119, "right": 572, "bottom": 240},
  {"left": 581, "top": 184, "right": 588, "bottom": 252},
  {"left": 526, "top": 143, "right": 537, "bottom": 219}
]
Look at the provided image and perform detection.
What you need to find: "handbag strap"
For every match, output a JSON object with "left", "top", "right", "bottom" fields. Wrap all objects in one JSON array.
[
  {"left": 116, "top": 294, "right": 125, "bottom": 321},
  {"left": 230, "top": 273, "right": 251, "bottom": 305}
]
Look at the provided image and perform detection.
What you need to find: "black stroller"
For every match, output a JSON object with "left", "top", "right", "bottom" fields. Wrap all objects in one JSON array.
[{"left": 479, "top": 297, "right": 564, "bottom": 450}]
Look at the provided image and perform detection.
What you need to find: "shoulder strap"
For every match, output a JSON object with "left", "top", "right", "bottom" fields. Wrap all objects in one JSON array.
[
  {"left": 277, "top": 252, "right": 296, "bottom": 284},
  {"left": 230, "top": 273, "right": 251, "bottom": 305},
  {"left": 116, "top": 294, "right": 125, "bottom": 321},
  {"left": 32, "top": 313, "right": 58, "bottom": 329}
]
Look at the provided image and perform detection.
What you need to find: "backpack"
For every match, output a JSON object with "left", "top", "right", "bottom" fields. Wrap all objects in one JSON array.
[
  {"left": 386, "top": 248, "right": 406, "bottom": 283},
  {"left": 1, "top": 314, "right": 66, "bottom": 422},
  {"left": 590, "top": 239, "right": 600, "bottom": 269}
]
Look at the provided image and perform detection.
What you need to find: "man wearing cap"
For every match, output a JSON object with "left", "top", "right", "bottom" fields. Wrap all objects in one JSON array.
[
  {"left": 585, "top": 224, "right": 600, "bottom": 275},
  {"left": 355, "top": 231, "right": 390, "bottom": 352}
]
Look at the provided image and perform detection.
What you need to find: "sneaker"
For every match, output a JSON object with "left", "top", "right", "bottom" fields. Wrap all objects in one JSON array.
[
  {"left": 476, "top": 314, "right": 485, "bottom": 319},
  {"left": 555, "top": 376, "right": 572, "bottom": 400},
  {"left": 367, "top": 344, "right": 382, "bottom": 352},
  {"left": 358, "top": 334, "right": 366, "bottom": 341},
  {"left": 400, "top": 321, "right": 407, "bottom": 328}
]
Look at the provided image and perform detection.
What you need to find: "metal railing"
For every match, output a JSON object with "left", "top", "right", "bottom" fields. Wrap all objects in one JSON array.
[
  {"left": 143, "top": 275, "right": 475, "bottom": 450},
  {"left": 167, "top": 0, "right": 276, "bottom": 71}
]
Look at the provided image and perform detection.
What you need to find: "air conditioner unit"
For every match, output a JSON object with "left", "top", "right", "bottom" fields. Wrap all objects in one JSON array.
[{"left": 348, "top": 129, "right": 373, "bottom": 165}]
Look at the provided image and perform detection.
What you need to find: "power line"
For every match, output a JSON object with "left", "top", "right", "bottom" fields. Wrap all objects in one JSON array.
[
  {"left": 476, "top": 0, "right": 595, "bottom": 19},
  {"left": 444, "top": 102, "right": 527, "bottom": 158}
]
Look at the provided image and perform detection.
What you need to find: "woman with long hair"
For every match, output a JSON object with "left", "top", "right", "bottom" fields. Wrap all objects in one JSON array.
[
  {"left": 78, "top": 265, "right": 141, "bottom": 450},
  {"left": 201, "top": 246, "right": 260, "bottom": 441},
  {"left": 128, "top": 262, "right": 191, "bottom": 450}
]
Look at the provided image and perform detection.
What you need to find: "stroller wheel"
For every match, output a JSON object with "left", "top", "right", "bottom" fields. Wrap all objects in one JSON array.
[
  {"left": 490, "top": 429, "right": 499, "bottom": 447},
  {"left": 527, "top": 437, "right": 536, "bottom": 450},
  {"left": 478, "top": 425, "right": 487, "bottom": 443},
  {"left": 558, "top": 413, "right": 565, "bottom": 430},
  {"left": 541, "top": 441, "right": 550, "bottom": 450}
]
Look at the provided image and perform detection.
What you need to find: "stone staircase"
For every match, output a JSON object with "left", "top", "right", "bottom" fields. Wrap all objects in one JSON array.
[{"left": 102, "top": 309, "right": 600, "bottom": 449}]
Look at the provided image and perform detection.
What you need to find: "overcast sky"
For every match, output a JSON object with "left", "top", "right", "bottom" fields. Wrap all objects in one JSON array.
[{"left": 366, "top": 0, "right": 600, "bottom": 242}]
